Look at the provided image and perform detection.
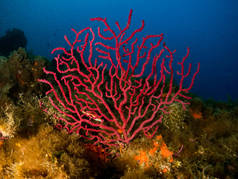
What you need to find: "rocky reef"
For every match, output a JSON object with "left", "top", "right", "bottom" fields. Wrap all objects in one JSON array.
[{"left": 0, "top": 48, "right": 237, "bottom": 178}]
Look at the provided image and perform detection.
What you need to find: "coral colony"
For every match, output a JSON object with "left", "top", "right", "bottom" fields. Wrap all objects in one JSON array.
[{"left": 38, "top": 10, "right": 200, "bottom": 148}]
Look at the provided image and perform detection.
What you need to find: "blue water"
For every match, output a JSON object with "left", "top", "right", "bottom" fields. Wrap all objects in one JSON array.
[{"left": 0, "top": 0, "right": 238, "bottom": 101}]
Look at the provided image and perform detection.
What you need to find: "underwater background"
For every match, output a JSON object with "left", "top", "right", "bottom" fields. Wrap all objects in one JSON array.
[
  {"left": 0, "top": 0, "right": 238, "bottom": 178},
  {"left": 1, "top": 0, "right": 238, "bottom": 101}
]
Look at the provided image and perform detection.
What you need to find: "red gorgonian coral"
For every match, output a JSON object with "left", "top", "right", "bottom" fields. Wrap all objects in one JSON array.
[{"left": 38, "top": 10, "right": 200, "bottom": 147}]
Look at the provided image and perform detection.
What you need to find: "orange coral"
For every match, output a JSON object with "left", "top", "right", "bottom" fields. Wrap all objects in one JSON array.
[
  {"left": 191, "top": 111, "right": 202, "bottom": 119},
  {"left": 0, "top": 140, "right": 4, "bottom": 148},
  {"left": 160, "top": 142, "right": 173, "bottom": 162},
  {"left": 134, "top": 151, "right": 150, "bottom": 167},
  {"left": 134, "top": 135, "right": 174, "bottom": 170}
]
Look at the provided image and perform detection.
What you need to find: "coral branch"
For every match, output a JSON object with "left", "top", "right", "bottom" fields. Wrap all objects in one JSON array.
[{"left": 39, "top": 10, "right": 200, "bottom": 147}]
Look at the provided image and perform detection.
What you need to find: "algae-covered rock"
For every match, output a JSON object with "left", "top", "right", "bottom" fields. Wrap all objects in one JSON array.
[
  {"left": 0, "top": 47, "right": 238, "bottom": 178},
  {"left": 0, "top": 28, "right": 27, "bottom": 57},
  {"left": 0, "top": 47, "right": 48, "bottom": 103}
]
